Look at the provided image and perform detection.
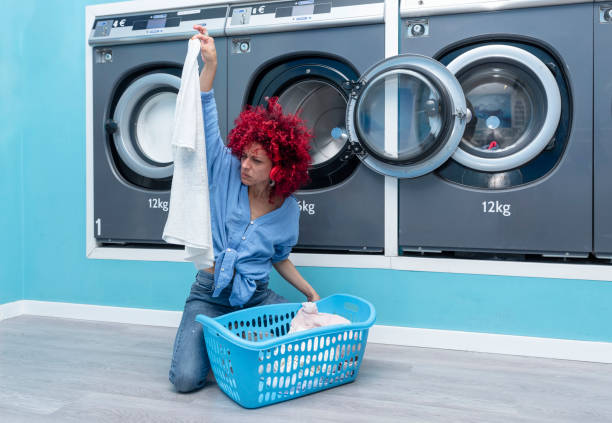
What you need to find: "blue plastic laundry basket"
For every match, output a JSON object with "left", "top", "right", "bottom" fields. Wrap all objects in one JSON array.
[{"left": 195, "top": 293, "right": 376, "bottom": 408}]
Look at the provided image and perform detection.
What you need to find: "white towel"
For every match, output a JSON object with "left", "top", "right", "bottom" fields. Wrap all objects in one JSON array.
[{"left": 162, "top": 39, "right": 214, "bottom": 269}]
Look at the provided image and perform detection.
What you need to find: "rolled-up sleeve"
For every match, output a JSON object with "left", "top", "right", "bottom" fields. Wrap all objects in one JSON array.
[{"left": 271, "top": 244, "right": 293, "bottom": 263}]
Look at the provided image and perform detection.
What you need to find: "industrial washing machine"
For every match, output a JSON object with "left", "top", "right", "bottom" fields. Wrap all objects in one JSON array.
[
  {"left": 594, "top": 1, "right": 612, "bottom": 258},
  {"left": 225, "top": 0, "right": 463, "bottom": 252},
  {"left": 88, "top": 3, "right": 229, "bottom": 246},
  {"left": 397, "top": 0, "right": 593, "bottom": 257}
]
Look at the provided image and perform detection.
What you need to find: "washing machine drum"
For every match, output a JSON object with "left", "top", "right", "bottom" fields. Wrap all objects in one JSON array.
[
  {"left": 111, "top": 72, "right": 180, "bottom": 179},
  {"left": 248, "top": 58, "right": 363, "bottom": 189},
  {"left": 277, "top": 79, "right": 348, "bottom": 168},
  {"left": 447, "top": 45, "right": 562, "bottom": 172}
]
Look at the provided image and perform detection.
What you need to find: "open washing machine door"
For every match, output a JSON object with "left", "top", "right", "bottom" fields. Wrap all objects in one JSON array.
[{"left": 346, "top": 54, "right": 467, "bottom": 178}]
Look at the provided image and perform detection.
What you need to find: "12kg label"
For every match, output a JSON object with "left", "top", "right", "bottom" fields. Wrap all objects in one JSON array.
[
  {"left": 482, "top": 200, "right": 511, "bottom": 217},
  {"left": 149, "top": 197, "right": 169, "bottom": 212}
]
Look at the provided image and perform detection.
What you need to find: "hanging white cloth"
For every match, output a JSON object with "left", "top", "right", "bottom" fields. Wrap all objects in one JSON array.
[{"left": 162, "top": 39, "right": 214, "bottom": 269}]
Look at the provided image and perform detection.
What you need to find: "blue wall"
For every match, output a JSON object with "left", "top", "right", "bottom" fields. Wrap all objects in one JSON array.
[
  {"left": 0, "top": 3, "right": 26, "bottom": 304},
  {"left": 5, "top": 1, "right": 612, "bottom": 342}
]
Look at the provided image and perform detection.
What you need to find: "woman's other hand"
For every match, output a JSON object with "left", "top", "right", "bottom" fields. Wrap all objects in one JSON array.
[
  {"left": 191, "top": 25, "right": 217, "bottom": 65},
  {"left": 307, "top": 290, "right": 321, "bottom": 303}
]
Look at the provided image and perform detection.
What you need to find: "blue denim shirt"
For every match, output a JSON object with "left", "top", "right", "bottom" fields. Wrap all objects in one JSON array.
[{"left": 201, "top": 90, "right": 299, "bottom": 306}]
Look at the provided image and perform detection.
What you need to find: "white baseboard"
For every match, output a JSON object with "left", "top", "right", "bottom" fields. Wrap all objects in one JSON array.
[
  {"left": 2, "top": 300, "right": 611, "bottom": 363},
  {"left": 0, "top": 300, "right": 24, "bottom": 321},
  {"left": 19, "top": 300, "right": 183, "bottom": 328},
  {"left": 368, "top": 325, "right": 612, "bottom": 363}
]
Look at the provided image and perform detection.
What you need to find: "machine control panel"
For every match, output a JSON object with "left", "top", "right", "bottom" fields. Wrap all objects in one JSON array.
[
  {"left": 88, "top": 6, "right": 228, "bottom": 45},
  {"left": 400, "top": 0, "right": 593, "bottom": 17},
  {"left": 226, "top": 0, "right": 384, "bottom": 34}
]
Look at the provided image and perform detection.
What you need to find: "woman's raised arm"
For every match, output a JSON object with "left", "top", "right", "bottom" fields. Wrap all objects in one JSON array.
[{"left": 192, "top": 25, "right": 227, "bottom": 175}]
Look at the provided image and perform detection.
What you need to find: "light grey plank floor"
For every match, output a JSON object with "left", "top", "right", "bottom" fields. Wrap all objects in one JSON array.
[{"left": 1, "top": 315, "right": 611, "bottom": 422}]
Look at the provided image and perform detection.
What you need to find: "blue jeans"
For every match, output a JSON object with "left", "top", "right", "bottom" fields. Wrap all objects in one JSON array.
[{"left": 169, "top": 270, "right": 288, "bottom": 393}]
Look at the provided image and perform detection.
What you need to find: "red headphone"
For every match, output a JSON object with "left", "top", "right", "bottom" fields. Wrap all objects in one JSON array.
[{"left": 270, "top": 166, "right": 281, "bottom": 182}]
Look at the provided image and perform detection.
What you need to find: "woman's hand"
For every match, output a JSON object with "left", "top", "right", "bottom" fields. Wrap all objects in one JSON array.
[
  {"left": 307, "top": 290, "right": 321, "bottom": 303},
  {"left": 191, "top": 25, "right": 217, "bottom": 65},
  {"left": 192, "top": 25, "right": 217, "bottom": 92}
]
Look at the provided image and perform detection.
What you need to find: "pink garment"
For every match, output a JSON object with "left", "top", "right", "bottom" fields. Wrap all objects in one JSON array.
[{"left": 289, "top": 302, "right": 350, "bottom": 334}]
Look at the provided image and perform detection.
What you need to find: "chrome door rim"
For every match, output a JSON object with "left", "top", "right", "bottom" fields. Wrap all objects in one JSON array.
[{"left": 447, "top": 44, "right": 562, "bottom": 172}]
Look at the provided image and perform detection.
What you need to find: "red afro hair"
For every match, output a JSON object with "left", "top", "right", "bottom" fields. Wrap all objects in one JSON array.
[{"left": 228, "top": 97, "right": 312, "bottom": 201}]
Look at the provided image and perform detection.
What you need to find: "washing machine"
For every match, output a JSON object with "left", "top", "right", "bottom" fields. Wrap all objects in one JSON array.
[
  {"left": 397, "top": 0, "right": 593, "bottom": 257},
  {"left": 88, "top": 4, "right": 229, "bottom": 246},
  {"left": 594, "top": 2, "right": 612, "bottom": 258},
  {"left": 226, "top": 0, "right": 390, "bottom": 252}
]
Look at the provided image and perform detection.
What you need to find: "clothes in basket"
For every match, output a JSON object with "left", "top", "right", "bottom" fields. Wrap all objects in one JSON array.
[{"left": 289, "top": 302, "right": 351, "bottom": 334}]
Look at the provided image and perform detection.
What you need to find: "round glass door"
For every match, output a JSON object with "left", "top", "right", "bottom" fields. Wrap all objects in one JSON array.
[
  {"left": 112, "top": 72, "right": 179, "bottom": 179},
  {"left": 347, "top": 54, "right": 467, "bottom": 178},
  {"left": 447, "top": 45, "right": 561, "bottom": 171},
  {"left": 135, "top": 91, "right": 176, "bottom": 163}
]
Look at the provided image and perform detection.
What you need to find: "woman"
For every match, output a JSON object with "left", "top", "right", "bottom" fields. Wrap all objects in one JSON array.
[{"left": 168, "top": 25, "right": 320, "bottom": 393}]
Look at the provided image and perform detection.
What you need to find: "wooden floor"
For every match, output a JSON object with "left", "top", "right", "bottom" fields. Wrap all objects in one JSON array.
[{"left": 1, "top": 316, "right": 611, "bottom": 423}]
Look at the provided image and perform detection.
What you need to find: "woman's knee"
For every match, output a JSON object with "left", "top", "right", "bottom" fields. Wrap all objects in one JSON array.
[{"left": 169, "top": 368, "right": 207, "bottom": 393}]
